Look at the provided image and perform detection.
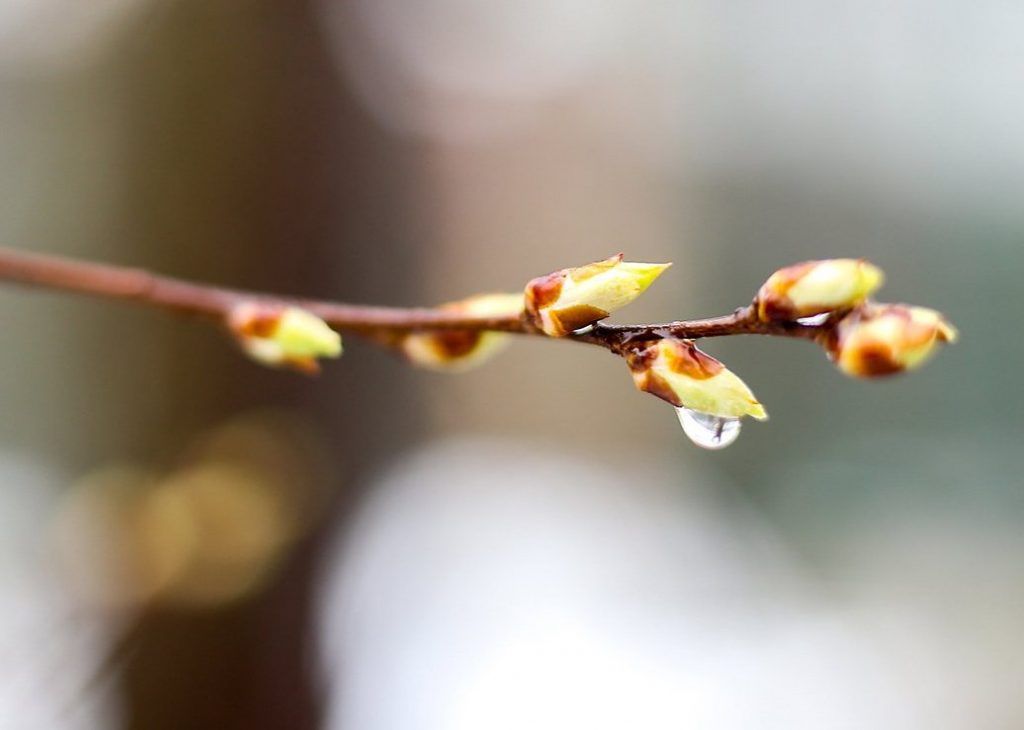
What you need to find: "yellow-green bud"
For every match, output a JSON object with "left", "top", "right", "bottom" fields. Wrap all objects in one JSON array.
[
  {"left": 830, "top": 303, "right": 957, "bottom": 378},
  {"left": 228, "top": 304, "right": 342, "bottom": 374},
  {"left": 400, "top": 293, "right": 523, "bottom": 372},
  {"left": 626, "top": 338, "right": 767, "bottom": 420},
  {"left": 757, "top": 258, "right": 884, "bottom": 321},
  {"left": 524, "top": 254, "right": 671, "bottom": 336}
]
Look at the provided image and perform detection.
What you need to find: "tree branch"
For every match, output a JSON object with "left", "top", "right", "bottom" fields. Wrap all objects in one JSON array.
[{"left": 0, "top": 246, "right": 828, "bottom": 356}]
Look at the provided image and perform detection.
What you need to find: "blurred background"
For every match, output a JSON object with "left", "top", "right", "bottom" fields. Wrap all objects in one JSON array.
[{"left": 0, "top": 1, "right": 1020, "bottom": 728}]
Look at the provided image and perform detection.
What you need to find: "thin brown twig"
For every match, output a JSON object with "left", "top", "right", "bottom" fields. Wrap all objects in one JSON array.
[{"left": 0, "top": 246, "right": 830, "bottom": 356}]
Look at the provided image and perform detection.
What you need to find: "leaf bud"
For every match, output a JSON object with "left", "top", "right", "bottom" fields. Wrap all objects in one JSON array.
[
  {"left": 757, "top": 258, "right": 884, "bottom": 321},
  {"left": 830, "top": 303, "right": 957, "bottom": 378},
  {"left": 524, "top": 254, "right": 670, "bottom": 336},
  {"left": 228, "top": 304, "right": 342, "bottom": 374},
  {"left": 400, "top": 293, "right": 523, "bottom": 372},
  {"left": 626, "top": 338, "right": 767, "bottom": 420}
]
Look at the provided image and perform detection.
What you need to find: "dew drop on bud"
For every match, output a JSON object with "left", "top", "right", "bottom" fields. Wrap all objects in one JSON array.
[
  {"left": 796, "top": 313, "right": 830, "bottom": 326},
  {"left": 675, "top": 407, "right": 742, "bottom": 450}
]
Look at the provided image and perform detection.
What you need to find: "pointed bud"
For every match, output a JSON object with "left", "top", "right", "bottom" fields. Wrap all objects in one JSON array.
[
  {"left": 757, "top": 258, "right": 884, "bottom": 321},
  {"left": 400, "top": 293, "right": 523, "bottom": 372},
  {"left": 228, "top": 304, "right": 342, "bottom": 374},
  {"left": 830, "top": 303, "right": 957, "bottom": 378},
  {"left": 626, "top": 338, "right": 768, "bottom": 420},
  {"left": 524, "top": 254, "right": 671, "bottom": 336}
]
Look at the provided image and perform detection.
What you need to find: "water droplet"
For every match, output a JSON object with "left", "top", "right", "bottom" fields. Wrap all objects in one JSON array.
[
  {"left": 675, "top": 407, "right": 742, "bottom": 450},
  {"left": 796, "top": 313, "right": 830, "bottom": 326}
]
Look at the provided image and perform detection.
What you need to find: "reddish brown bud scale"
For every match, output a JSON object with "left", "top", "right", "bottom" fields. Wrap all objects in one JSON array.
[
  {"left": 231, "top": 307, "right": 282, "bottom": 338},
  {"left": 763, "top": 262, "right": 817, "bottom": 294},
  {"left": 545, "top": 304, "right": 610, "bottom": 334},
  {"left": 423, "top": 330, "right": 483, "bottom": 359},
  {"left": 755, "top": 261, "right": 817, "bottom": 320},
  {"left": 851, "top": 344, "right": 906, "bottom": 377},
  {"left": 284, "top": 357, "right": 322, "bottom": 376},
  {"left": 525, "top": 272, "right": 566, "bottom": 310},
  {"left": 634, "top": 368, "right": 686, "bottom": 408},
  {"left": 663, "top": 339, "right": 724, "bottom": 380}
]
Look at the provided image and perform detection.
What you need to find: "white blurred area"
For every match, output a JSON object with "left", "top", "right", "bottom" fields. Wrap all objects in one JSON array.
[
  {"left": 0, "top": 453, "right": 117, "bottom": 730},
  {"left": 320, "top": 439, "right": 1016, "bottom": 729},
  {"left": 0, "top": 0, "right": 145, "bottom": 72},
  {"left": 317, "top": 0, "right": 631, "bottom": 141},
  {"left": 319, "top": 0, "right": 1024, "bottom": 217}
]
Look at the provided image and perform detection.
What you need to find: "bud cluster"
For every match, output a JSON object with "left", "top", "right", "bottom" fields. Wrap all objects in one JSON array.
[
  {"left": 755, "top": 258, "right": 956, "bottom": 379},
  {"left": 225, "top": 254, "right": 954, "bottom": 444},
  {"left": 0, "top": 244, "right": 960, "bottom": 450}
]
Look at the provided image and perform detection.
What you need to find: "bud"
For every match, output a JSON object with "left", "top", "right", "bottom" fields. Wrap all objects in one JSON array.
[
  {"left": 400, "top": 293, "right": 523, "bottom": 372},
  {"left": 757, "top": 258, "right": 884, "bottom": 321},
  {"left": 228, "top": 304, "right": 342, "bottom": 374},
  {"left": 524, "top": 254, "right": 671, "bottom": 336},
  {"left": 831, "top": 303, "right": 957, "bottom": 378},
  {"left": 626, "top": 338, "right": 767, "bottom": 420}
]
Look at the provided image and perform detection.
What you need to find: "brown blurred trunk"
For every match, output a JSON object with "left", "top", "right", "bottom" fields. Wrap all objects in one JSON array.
[{"left": 100, "top": 2, "right": 425, "bottom": 728}]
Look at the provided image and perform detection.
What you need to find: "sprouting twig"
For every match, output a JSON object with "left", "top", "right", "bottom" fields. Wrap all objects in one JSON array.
[
  {"left": 0, "top": 247, "right": 957, "bottom": 443},
  {"left": 0, "top": 246, "right": 825, "bottom": 356}
]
